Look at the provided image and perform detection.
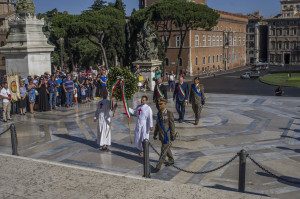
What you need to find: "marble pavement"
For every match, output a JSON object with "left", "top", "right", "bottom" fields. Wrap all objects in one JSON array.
[{"left": 0, "top": 92, "right": 299, "bottom": 199}]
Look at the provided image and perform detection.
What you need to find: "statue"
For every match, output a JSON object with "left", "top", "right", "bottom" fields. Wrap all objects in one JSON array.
[
  {"left": 16, "top": 0, "right": 35, "bottom": 15},
  {"left": 136, "top": 22, "right": 159, "bottom": 61}
]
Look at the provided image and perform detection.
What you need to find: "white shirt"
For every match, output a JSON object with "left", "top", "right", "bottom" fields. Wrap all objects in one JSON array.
[
  {"left": 169, "top": 74, "right": 175, "bottom": 81},
  {"left": 0, "top": 88, "right": 10, "bottom": 103}
]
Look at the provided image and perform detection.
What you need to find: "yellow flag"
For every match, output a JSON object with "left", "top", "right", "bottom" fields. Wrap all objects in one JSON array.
[{"left": 7, "top": 75, "right": 20, "bottom": 102}]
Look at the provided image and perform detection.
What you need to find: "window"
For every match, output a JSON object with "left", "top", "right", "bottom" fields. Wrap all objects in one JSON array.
[
  {"left": 285, "top": 42, "right": 289, "bottom": 50},
  {"left": 196, "top": 56, "right": 198, "bottom": 65},
  {"left": 2, "top": 57, "right": 5, "bottom": 65},
  {"left": 161, "top": 36, "right": 170, "bottom": 47},
  {"left": 292, "top": 41, "right": 297, "bottom": 49},
  {"left": 213, "top": 56, "right": 215, "bottom": 63},
  {"left": 221, "top": 26, "right": 223, "bottom": 31},
  {"left": 175, "top": 36, "right": 181, "bottom": 47},
  {"left": 277, "top": 29, "right": 282, "bottom": 36},
  {"left": 229, "top": 36, "right": 232, "bottom": 45},
  {"left": 178, "top": 58, "right": 183, "bottom": 66},
  {"left": 217, "top": 55, "right": 219, "bottom": 62},
  {"left": 216, "top": 36, "right": 219, "bottom": 46},
  {"left": 202, "top": 35, "right": 206, "bottom": 47},
  {"left": 195, "top": 35, "right": 199, "bottom": 47},
  {"left": 293, "top": 28, "right": 297, "bottom": 35},
  {"left": 203, "top": 56, "right": 206, "bottom": 64},
  {"left": 271, "top": 41, "right": 276, "bottom": 49},
  {"left": 208, "top": 35, "right": 211, "bottom": 46},
  {"left": 225, "top": 27, "right": 228, "bottom": 31},
  {"left": 217, "top": 26, "right": 219, "bottom": 31},
  {"left": 243, "top": 37, "right": 245, "bottom": 45},
  {"left": 0, "top": 41, "right": 4, "bottom": 47},
  {"left": 165, "top": 58, "right": 169, "bottom": 66},
  {"left": 286, "top": 29, "right": 290, "bottom": 36},
  {"left": 278, "top": 42, "right": 282, "bottom": 49},
  {"left": 233, "top": 36, "right": 236, "bottom": 46},
  {"left": 212, "top": 35, "right": 215, "bottom": 46},
  {"left": 238, "top": 37, "right": 241, "bottom": 46},
  {"left": 220, "top": 55, "right": 223, "bottom": 62},
  {"left": 208, "top": 56, "right": 211, "bottom": 64},
  {"left": 220, "top": 36, "right": 223, "bottom": 46}
]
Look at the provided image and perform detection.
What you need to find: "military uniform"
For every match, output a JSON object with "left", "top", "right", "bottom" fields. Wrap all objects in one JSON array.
[
  {"left": 189, "top": 83, "right": 205, "bottom": 125},
  {"left": 154, "top": 107, "right": 175, "bottom": 170}
]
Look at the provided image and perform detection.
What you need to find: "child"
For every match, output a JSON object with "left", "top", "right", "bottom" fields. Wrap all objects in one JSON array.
[
  {"left": 81, "top": 85, "right": 87, "bottom": 104},
  {"left": 86, "top": 80, "right": 92, "bottom": 102},
  {"left": 73, "top": 84, "right": 78, "bottom": 104}
]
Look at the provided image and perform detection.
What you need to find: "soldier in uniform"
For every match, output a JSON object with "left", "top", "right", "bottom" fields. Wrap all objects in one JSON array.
[
  {"left": 153, "top": 77, "right": 168, "bottom": 110},
  {"left": 189, "top": 77, "right": 205, "bottom": 125},
  {"left": 153, "top": 98, "right": 175, "bottom": 171}
]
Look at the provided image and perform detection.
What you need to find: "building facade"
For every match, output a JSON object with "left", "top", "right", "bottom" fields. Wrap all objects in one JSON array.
[
  {"left": 267, "top": 0, "right": 300, "bottom": 65},
  {"left": 246, "top": 12, "right": 268, "bottom": 64},
  {"left": 0, "top": 0, "right": 15, "bottom": 72},
  {"left": 139, "top": 0, "right": 248, "bottom": 75}
]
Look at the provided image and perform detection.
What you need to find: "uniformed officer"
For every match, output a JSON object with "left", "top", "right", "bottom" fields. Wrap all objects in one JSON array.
[
  {"left": 153, "top": 98, "right": 175, "bottom": 171},
  {"left": 173, "top": 76, "right": 189, "bottom": 123},
  {"left": 153, "top": 77, "right": 168, "bottom": 110},
  {"left": 189, "top": 77, "right": 205, "bottom": 125}
]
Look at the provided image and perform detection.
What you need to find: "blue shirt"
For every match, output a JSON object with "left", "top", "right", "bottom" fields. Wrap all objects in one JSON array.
[
  {"left": 56, "top": 78, "right": 63, "bottom": 91},
  {"left": 63, "top": 78, "right": 74, "bottom": 92},
  {"left": 47, "top": 79, "right": 58, "bottom": 93},
  {"left": 77, "top": 76, "right": 85, "bottom": 85},
  {"left": 100, "top": 76, "right": 106, "bottom": 87}
]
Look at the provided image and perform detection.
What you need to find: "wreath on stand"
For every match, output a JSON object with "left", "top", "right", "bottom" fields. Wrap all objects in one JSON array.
[{"left": 106, "top": 67, "right": 137, "bottom": 143}]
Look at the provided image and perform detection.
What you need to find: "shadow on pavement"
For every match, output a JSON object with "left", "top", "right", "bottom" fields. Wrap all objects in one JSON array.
[
  {"left": 204, "top": 184, "right": 269, "bottom": 197},
  {"left": 256, "top": 172, "right": 300, "bottom": 188},
  {"left": 276, "top": 146, "right": 300, "bottom": 153}
]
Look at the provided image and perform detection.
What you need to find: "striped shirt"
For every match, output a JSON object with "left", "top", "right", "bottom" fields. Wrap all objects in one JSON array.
[{"left": 63, "top": 78, "right": 74, "bottom": 92}]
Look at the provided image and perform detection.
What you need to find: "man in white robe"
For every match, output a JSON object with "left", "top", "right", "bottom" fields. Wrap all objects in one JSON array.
[
  {"left": 94, "top": 91, "right": 113, "bottom": 151},
  {"left": 129, "top": 96, "right": 153, "bottom": 156}
]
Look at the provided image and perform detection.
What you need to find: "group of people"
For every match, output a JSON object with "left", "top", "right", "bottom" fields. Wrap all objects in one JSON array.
[
  {"left": 94, "top": 75, "right": 206, "bottom": 172},
  {"left": 0, "top": 66, "right": 108, "bottom": 122}
]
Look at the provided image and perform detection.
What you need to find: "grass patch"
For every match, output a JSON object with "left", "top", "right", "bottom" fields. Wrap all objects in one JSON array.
[{"left": 260, "top": 73, "right": 300, "bottom": 87}]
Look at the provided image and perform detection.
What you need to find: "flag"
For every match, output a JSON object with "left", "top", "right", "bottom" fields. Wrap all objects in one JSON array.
[{"left": 7, "top": 75, "right": 20, "bottom": 102}]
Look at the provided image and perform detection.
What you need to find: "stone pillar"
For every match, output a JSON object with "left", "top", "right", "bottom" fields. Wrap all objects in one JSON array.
[{"left": 133, "top": 60, "right": 162, "bottom": 91}]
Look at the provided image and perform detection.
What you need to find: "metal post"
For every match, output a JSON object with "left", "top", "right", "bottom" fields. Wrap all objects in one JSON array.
[
  {"left": 238, "top": 149, "right": 247, "bottom": 192},
  {"left": 10, "top": 124, "right": 18, "bottom": 156},
  {"left": 142, "top": 139, "right": 150, "bottom": 178}
]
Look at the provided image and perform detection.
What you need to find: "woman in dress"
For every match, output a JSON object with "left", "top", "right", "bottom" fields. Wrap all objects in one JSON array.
[
  {"left": 27, "top": 79, "right": 36, "bottom": 113},
  {"left": 19, "top": 81, "right": 27, "bottom": 115},
  {"left": 38, "top": 77, "right": 49, "bottom": 112},
  {"left": 135, "top": 69, "right": 143, "bottom": 95}
]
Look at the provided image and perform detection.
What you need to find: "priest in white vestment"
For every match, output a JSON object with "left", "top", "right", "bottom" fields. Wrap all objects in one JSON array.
[
  {"left": 94, "top": 91, "right": 113, "bottom": 151},
  {"left": 129, "top": 96, "right": 154, "bottom": 156}
]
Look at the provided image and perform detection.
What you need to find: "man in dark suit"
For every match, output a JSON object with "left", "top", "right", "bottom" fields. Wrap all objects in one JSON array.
[
  {"left": 173, "top": 76, "right": 189, "bottom": 123},
  {"left": 153, "top": 77, "right": 168, "bottom": 110},
  {"left": 189, "top": 77, "right": 205, "bottom": 125}
]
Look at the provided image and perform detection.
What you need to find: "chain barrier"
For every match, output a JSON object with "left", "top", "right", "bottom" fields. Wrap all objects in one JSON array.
[
  {"left": 248, "top": 155, "right": 300, "bottom": 185},
  {"left": 149, "top": 140, "right": 238, "bottom": 174},
  {"left": 172, "top": 155, "right": 238, "bottom": 174},
  {"left": 0, "top": 127, "right": 10, "bottom": 136}
]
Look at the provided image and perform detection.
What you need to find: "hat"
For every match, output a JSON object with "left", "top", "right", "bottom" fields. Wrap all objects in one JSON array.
[{"left": 158, "top": 98, "right": 167, "bottom": 104}]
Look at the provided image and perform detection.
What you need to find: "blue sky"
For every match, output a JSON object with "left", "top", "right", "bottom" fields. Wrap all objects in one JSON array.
[{"left": 32, "top": 0, "right": 281, "bottom": 18}]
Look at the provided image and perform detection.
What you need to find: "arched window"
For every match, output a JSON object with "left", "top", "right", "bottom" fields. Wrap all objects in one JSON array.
[
  {"left": 165, "top": 58, "right": 169, "bottom": 66},
  {"left": 2, "top": 57, "right": 5, "bottom": 65}
]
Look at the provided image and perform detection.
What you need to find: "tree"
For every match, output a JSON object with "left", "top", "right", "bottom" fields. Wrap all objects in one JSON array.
[
  {"left": 89, "top": 0, "right": 107, "bottom": 10},
  {"left": 114, "top": 0, "right": 126, "bottom": 16},
  {"left": 173, "top": 1, "right": 219, "bottom": 76}
]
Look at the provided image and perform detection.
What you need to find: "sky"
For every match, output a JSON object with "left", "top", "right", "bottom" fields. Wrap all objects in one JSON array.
[{"left": 32, "top": 0, "right": 281, "bottom": 18}]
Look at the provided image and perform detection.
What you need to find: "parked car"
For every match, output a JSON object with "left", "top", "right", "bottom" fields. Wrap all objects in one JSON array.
[{"left": 240, "top": 72, "right": 259, "bottom": 79}]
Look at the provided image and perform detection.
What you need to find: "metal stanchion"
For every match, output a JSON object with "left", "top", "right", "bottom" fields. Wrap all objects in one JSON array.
[
  {"left": 238, "top": 149, "right": 247, "bottom": 193},
  {"left": 143, "top": 139, "right": 150, "bottom": 178},
  {"left": 10, "top": 124, "right": 18, "bottom": 156}
]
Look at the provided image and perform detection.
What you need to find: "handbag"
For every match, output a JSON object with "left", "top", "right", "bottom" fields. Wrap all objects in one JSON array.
[{"left": 138, "top": 75, "right": 144, "bottom": 82}]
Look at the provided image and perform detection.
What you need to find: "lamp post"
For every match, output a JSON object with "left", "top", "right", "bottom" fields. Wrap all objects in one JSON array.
[{"left": 57, "top": 37, "right": 64, "bottom": 70}]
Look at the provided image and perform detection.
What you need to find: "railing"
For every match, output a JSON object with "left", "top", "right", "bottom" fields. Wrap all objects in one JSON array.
[
  {"left": 0, "top": 124, "right": 18, "bottom": 156},
  {"left": 143, "top": 139, "right": 300, "bottom": 193}
]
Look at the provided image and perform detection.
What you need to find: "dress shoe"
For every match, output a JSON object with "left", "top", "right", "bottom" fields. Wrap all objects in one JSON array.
[
  {"left": 165, "top": 162, "right": 174, "bottom": 167},
  {"left": 153, "top": 167, "right": 160, "bottom": 173},
  {"left": 179, "top": 120, "right": 182, "bottom": 123},
  {"left": 194, "top": 120, "right": 199, "bottom": 125}
]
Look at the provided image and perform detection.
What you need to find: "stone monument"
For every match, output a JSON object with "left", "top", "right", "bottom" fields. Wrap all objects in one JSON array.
[
  {"left": 133, "top": 22, "right": 162, "bottom": 91},
  {"left": 0, "top": 0, "right": 54, "bottom": 77}
]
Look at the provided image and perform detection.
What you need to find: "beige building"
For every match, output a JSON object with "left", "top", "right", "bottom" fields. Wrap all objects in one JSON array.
[
  {"left": 0, "top": 0, "right": 15, "bottom": 72},
  {"left": 139, "top": 0, "right": 248, "bottom": 75},
  {"left": 246, "top": 12, "right": 268, "bottom": 64},
  {"left": 267, "top": 0, "right": 300, "bottom": 65}
]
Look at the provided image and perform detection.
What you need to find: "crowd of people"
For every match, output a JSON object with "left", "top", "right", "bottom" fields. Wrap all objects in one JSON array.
[{"left": 0, "top": 66, "right": 108, "bottom": 122}]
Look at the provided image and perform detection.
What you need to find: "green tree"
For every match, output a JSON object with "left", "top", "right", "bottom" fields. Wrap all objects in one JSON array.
[
  {"left": 114, "top": 0, "right": 126, "bottom": 16},
  {"left": 89, "top": 0, "right": 107, "bottom": 10}
]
